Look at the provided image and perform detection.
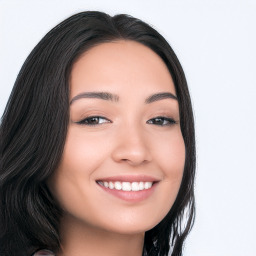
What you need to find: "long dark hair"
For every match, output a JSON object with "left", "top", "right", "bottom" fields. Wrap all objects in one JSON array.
[{"left": 0, "top": 11, "right": 196, "bottom": 256}]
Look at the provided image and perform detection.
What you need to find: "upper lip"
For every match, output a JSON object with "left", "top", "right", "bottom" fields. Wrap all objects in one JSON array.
[{"left": 96, "top": 175, "right": 160, "bottom": 183}]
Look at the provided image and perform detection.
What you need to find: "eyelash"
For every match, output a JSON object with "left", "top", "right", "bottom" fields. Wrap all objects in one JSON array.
[
  {"left": 146, "top": 116, "right": 177, "bottom": 126},
  {"left": 76, "top": 116, "right": 111, "bottom": 126},
  {"left": 76, "top": 116, "right": 177, "bottom": 126}
]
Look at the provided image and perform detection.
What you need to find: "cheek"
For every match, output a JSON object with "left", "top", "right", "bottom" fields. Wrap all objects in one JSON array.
[
  {"left": 152, "top": 129, "right": 185, "bottom": 178},
  {"left": 61, "top": 127, "right": 110, "bottom": 177},
  {"left": 163, "top": 132, "right": 185, "bottom": 192},
  {"left": 151, "top": 130, "right": 185, "bottom": 216},
  {"left": 48, "top": 128, "right": 109, "bottom": 211}
]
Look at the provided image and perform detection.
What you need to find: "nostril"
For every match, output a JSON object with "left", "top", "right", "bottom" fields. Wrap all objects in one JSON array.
[{"left": 111, "top": 136, "right": 152, "bottom": 165}]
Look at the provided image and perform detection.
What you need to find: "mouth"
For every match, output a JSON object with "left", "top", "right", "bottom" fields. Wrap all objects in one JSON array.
[
  {"left": 96, "top": 176, "right": 159, "bottom": 202},
  {"left": 96, "top": 180, "right": 155, "bottom": 191}
]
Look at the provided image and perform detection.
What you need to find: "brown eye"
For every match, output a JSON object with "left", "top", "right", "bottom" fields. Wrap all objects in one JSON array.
[
  {"left": 147, "top": 116, "right": 177, "bottom": 126},
  {"left": 76, "top": 116, "right": 111, "bottom": 126}
]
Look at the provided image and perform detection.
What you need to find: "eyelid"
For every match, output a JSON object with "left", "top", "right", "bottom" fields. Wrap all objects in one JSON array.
[
  {"left": 146, "top": 116, "right": 178, "bottom": 126},
  {"left": 73, "top": 114, "right": 178, "bottom": 127},
  {"left": 75, "top": 116, "right": 112, "bottom": 126}
]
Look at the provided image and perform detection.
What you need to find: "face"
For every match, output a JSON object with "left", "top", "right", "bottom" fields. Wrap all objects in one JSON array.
[{"left": 48, "top": 40, "right": 185, "bottom": 235}]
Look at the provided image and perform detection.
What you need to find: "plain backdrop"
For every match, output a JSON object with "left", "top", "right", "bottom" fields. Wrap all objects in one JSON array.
[{"left": 0, "top": 0, "right": 255, "bottom": 255}]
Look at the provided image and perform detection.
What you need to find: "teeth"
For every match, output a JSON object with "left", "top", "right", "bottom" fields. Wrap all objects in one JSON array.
[
  {"left": 109, "top": 181, "right": 114, "bottom": 189},
  {"left": 103, "top": 181, "right": 109, "bottom": 188},
  {"left": 144, "top": 182, "right": 152, "bottom": 189},
  {"left": 131, "top": 182, "right": 139, "bottom": 191},
  {"left": 98, "top": 181, "right": 153, "bottom": 191},
  {"left": 114, "top": 181, "right": 122, "bottom": 190},
  {"left": 139, "top": 181, "right": 144, "bottom": 190}
]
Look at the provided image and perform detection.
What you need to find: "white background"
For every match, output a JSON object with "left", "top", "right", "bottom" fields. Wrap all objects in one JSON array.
[{"left": 0, "top": 0, "right": 255, "bottom": 255}]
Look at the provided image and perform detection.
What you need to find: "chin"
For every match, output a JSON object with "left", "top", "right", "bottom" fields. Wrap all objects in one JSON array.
[{"left": 97, "top": 211, "right": 166, "bottom": 235}]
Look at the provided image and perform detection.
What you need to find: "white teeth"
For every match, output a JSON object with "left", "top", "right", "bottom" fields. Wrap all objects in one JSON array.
[
  {"left": 139, "top": 181, "right": 144, "bottom": 190},
  {"left": 98, "top": 181, "right": 153, "bottom": 191},
  {"left": 144, "top": 182, "right": 153, "bottom": 189},
  {"left": 109, "top": 181, "right": 114, "bottom": 189},
  {"left": 122, "top": 182, "right": 131, "bottom": 191},
  {"left": 131, "top": 182, "right": 139, "bottom": 191},
  {"left": 114, "top": 181, "right": 122, "bottom": 190}
]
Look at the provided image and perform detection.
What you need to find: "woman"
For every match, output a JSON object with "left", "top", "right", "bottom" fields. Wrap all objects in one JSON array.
[{"left": 0, "top": 11, "right": 196, "bottom": 256}]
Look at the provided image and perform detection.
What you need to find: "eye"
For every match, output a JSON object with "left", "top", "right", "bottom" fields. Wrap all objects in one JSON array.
[
  {"left": 147, "top": 116, "right": 177, "bottom": 126},
  {"left": 76, "top": 116, "right": 111, "bottom": 126}
]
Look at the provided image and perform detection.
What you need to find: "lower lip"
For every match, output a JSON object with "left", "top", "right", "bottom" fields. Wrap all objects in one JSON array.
[{"left": 97, "top": 182, "right": 158, "bottom": 202}]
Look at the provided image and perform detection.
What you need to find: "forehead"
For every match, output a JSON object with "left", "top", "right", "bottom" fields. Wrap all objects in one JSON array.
[{"left": 70, "top": 40, "right": 176, "bottom": 97}]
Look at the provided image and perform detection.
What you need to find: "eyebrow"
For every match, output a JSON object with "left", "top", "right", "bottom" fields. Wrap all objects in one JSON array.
[
  {"left": 70, "top": 92, "right": 119, "bottom": 104},
  {"left": 70, "top": 91, "right": 177, "bottom": 105},
  {"left": 145, "top": 92, "right": 177, "bottom": 104}
]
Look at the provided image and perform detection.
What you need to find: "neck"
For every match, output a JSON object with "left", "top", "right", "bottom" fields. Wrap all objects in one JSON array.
[{"left": 58, "top": 215, "right": 145, "bottom": 256}]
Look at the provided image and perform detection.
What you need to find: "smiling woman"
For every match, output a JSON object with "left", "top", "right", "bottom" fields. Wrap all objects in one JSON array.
[{"left": 0, "top": 11, "right": 195, "bottom": 256}]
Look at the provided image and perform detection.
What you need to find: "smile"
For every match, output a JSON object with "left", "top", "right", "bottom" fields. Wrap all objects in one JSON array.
[
  {"left": 97, "top": 181, "right": 153, "bottom": 191},
  {"left": 96, "top": 176, "right": 159, "bottom": 202}
]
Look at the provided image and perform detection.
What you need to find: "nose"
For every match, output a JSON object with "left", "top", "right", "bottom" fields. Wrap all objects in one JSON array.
[{"left": 111, "top": 124, "right": 152, "bottom": 166}]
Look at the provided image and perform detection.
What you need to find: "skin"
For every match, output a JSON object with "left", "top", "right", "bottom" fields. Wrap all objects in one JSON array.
[{"left": 48, "top": 40, "right": 185, "bottom": 256}]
